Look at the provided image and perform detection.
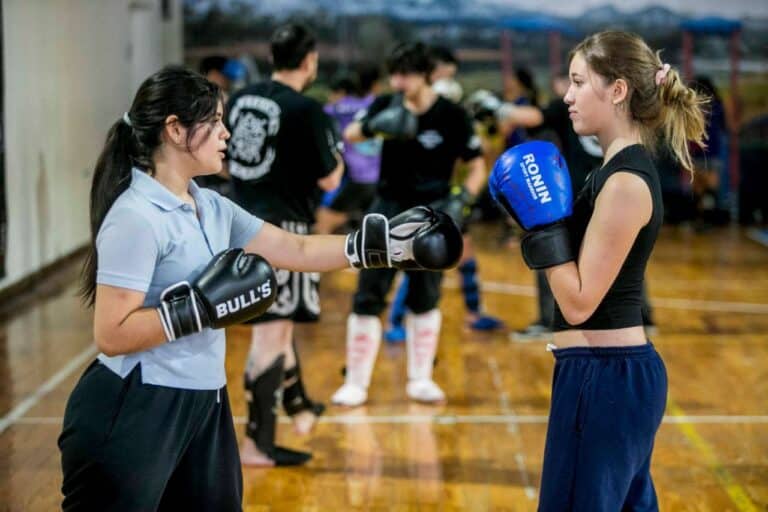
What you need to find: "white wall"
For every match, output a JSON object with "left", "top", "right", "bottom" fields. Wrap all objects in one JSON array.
[{"left": 1, "top": 0, "right": 183, "bottom": 291}]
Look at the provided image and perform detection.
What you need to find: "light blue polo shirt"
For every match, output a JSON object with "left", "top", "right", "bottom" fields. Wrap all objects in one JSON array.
[{"left": 96, "top": 168, "right": 264, "bottom": 390}]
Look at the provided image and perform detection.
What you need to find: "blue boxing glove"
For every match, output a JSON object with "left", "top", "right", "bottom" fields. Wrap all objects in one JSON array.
[{"left": 489, "top": 141, "right": 575, "bottom": 269}]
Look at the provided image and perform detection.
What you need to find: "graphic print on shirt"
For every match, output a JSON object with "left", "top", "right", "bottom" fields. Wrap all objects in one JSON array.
[
  {"left": 228, "top": 94, "right": 281, "bottom": 181},
  {"left": 418, "top": 130, "right": 443, "bottom": 150}
]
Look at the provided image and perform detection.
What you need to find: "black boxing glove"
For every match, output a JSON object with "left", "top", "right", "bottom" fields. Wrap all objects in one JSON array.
[
  {"left": 361, "top": 95, "right": 418, "bottom": 139},
  {"left": 345, "top": 206, "right": 463, "bottom": 271},
  {"left": 157, "top": 249, "right": 277, "bottom": 342},
  {"left": 430, "top": 185, "right": 475, "bottom": 230}
]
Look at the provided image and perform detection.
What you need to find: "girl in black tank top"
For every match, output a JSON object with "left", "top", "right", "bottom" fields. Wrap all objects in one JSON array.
[
  {"left": 552, "top": 144, "right": 664, "bottom": 331},
  {"left": 506, "top": 32, "right": 709, "bottom": 511}
]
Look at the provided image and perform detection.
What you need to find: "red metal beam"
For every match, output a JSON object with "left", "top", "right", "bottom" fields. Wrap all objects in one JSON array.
[
  {"left": 500, "top": 29, "right": 513, "bottom": 95},
  {"left": 682, "top": 31, "right": 693, "bottom": 82},
  {"left": 549, "top": 30, "right": 561, "bottom": 78}
]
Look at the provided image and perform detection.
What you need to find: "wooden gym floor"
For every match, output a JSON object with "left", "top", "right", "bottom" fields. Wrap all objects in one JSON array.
[{"left": 1, "top": 224, "right": 766, "bottom": 511}]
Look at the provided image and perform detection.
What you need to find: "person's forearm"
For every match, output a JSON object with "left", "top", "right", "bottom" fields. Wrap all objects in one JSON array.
[
  {"left": 544, "top": 262, "right": 598, "bottom": 326},
  {"left": 498, "top": 104, "right": 544, "bottom": 128},
  {"left": 463, "top": 158, "right": 486, "bottom": 197},
  {"left": 276, "top": 233, "right": 349, "bottom": 272},
  {"left": 95, "top": 308, "right": 168, "bottom": 356},
  {"left": 343, "top": 122, "right": 367, "bottom": 143}
]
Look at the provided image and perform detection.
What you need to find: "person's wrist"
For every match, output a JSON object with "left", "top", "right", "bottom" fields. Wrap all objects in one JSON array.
[{"left": 344, "top": 232, "right": 361, "bottom": 268}]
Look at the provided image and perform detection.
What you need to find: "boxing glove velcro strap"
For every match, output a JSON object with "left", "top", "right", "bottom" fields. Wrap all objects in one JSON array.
[
  {"left": 157, "top": 281, "right": 207, "bottom": 342},
  {"left": 520, "top": 223, "right": 574, "bottom": 270},
  {"left": 345, "top": 213, "right": 390, "bottom": 269}
]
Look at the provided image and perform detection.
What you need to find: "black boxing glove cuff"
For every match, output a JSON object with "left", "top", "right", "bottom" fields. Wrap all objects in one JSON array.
[
  {"left": 345, "top": 214, "right": 390, "bottom": 269},
  {"left": 157, "top": 281, "right": 208, "bottom": 342},
  {"left": 520, "top": 223, "right": 575, "bottom": 270}
]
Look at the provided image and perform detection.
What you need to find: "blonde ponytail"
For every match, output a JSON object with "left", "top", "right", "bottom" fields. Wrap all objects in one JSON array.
[{"left": 657, "top": 66, "right": 709, "bottom": 173}]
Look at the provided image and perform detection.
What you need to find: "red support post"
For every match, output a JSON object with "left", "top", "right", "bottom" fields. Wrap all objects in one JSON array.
[
  {"left": 548, "top": 30, "right": 561, "bottom": 79},
  {"left": 500, "top": 29, "right": 513, "bottom": 96},
  {"left": 682, "top": 31, "right": 693, "bottom": 82}
]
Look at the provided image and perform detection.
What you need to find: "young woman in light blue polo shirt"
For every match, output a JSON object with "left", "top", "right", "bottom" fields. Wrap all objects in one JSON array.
[{"left": 57, "top": 66, "right": 463, "bottom": 511}]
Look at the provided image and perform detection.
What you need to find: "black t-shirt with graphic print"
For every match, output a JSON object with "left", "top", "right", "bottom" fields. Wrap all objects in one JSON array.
[
  {"left": 362, "top": 94, "right": 482, "bottom": 205},
  {"left": 225, "top": 80, "right": 338, "bottom": 224}
]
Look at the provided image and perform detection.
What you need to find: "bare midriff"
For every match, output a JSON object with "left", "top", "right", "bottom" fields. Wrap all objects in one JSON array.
[{"left": 552, "top": 325, "right": 647, "bottom": 348}]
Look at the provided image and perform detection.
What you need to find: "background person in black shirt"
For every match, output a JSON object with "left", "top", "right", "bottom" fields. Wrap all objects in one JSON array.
[
  {"left": 195, "top": 55, "right": 248, "bottom": 198},
  {"left": 199, "top": 55, "right": 246, "bottom": 102},
  {"left": 332, "top": 42, "right": 486, "bottom": 407},
  {"left": 384, "top": 45, "right": 503, "bottom": 344},
  {"left": 226, "top": 23, "right": 343, "bottom": 466}
]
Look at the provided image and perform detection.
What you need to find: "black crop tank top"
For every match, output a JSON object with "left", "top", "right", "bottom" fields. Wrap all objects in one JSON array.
[{"left": 552, "top": 144, "right": 663, "bottom": 331}]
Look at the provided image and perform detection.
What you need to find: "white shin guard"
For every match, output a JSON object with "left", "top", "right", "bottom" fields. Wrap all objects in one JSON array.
[
  {"left": 405, "top": 309, "right": 445, "bottom": 402},
  {"left": 331, "top": 314, "right": 381, "bottom": 406}
]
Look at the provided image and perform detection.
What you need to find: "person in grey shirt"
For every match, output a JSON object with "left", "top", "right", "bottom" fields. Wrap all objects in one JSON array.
[{"left": 57, "top": 66, "right": 462, "bottom": 511}]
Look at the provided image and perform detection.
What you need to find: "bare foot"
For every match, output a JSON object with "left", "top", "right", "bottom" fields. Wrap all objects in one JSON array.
[
  {"left": 239, "top": 437, "right": 274, "bottom": 467},
  {"left": 291, "top": 409, "right": 318, "bottom": 435}
]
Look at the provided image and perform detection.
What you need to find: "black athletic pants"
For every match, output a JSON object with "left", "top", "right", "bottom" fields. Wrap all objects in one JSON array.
[{"left": 58, "top": 361, "right": 242, "bottom": 511}]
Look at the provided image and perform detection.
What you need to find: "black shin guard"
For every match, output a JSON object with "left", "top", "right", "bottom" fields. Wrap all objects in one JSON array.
[
  {"left": 244, "top": 355, "right": 311, "bottom": 466},
  {"left": 244, "top": 355, "right": 283, "bottom": 452},
  {"left": 282, "top": 340, "right": 326, "bottom": 418}
]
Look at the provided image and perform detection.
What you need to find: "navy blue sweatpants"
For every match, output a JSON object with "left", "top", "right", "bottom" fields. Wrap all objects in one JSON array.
[{"left": 538, "top": 343, "right": 667, "bottom": 512}]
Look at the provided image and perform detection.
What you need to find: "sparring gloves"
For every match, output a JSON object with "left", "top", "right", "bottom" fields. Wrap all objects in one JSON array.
[
  {"left": 431, "top": 185, "right": 475, "bottom": 230},
  {"left": 345, "top": 206, "right": 463, "bottom": 271},
  {"left": 361, "top": 95, "right": 418, "bottom": 140},
  {"left": 489, "top": 141, "right": 575, "bottom": 269},
  {"left": 157, "top": 249, "right": 277, "bottom": 341}
]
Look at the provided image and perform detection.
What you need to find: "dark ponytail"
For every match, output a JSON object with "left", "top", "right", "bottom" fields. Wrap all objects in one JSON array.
[{"left": 80, "top": 66, "right": 221, "bottom": 305}]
